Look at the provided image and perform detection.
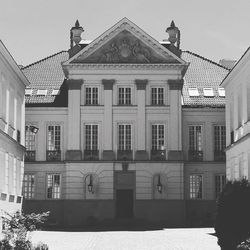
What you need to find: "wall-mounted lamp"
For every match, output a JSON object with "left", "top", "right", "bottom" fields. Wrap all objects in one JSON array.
[
  {"left": 26, "top": 125, "right": 39, "bottom": 134},
  {"left": 157, "top": 175, "right": 163, "bottom": 193},
  {"left": 87, "top": 175, "right": 94, "bottom": 193}
]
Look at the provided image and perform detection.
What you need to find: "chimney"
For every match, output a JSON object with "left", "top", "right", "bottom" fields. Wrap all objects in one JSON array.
[
  {"left": 166, "top": 21, "right": 180, "bottom": 49},
  {"left": 70, "top": 20, "right": 84, "bottom": 48}
]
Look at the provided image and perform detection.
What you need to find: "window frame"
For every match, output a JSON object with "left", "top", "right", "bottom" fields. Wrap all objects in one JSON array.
[
  {"left": 46, "top": 173, "right": 61, "bottom": 199},
  {"left": 214, "top": 125, "right": 226, "bottom": 152},
  {"left": 22, "top": 173, "right": 35, "bottom": 199},
  {"left": 118, "top": 124, "right": 132, "bottom": 151},
  {"left": 46, "top": 124, "right": 62, "bottom": 152},
  {"left": 215, "top": 174, "right": 226, "bottom": 199},
  {"left": 151, "top": 124, "right": 165, "bottom": 150},
  {"left": 85, "top": 86, "right": 99, "bottom": 105},
  {"left": 85, "top": 124, "right": 98, "bottom": 150},
  {"left": 118, "top": 87, "right": 132, "bottom": 105},
  {"left": 151, "top": 87, "right": 164, "bottom": 105},
  {"left": 189, "top": 174, "right": 203, "bottom": 199}
]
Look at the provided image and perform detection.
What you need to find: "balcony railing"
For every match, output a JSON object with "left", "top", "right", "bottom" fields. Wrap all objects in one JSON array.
[
  {"left": 25, "top": 151, "right": 36, "bottom": 162},
  {"left": 188, "top": 150, "right": 203, "bottom": 161},
  {"left": 117, "top": 150, "right": 133, "bottom": 161},
  {"left": 46, "top": 150, "right": 61, "bottom": 161},
  {"left": 84, "top": 150, "right": 99, "bottom": 160},
  {"left": 151, "top": 150, "right": 166, "bottom": 161},
  {"left": 214, "top": 150, "right": 226, "bottom": 161}
]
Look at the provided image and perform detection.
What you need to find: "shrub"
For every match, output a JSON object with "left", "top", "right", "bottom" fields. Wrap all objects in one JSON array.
[
  {"left": 215, "top": 179, "right": 250, "bottom": 250},
  {"left": 0, "top": 211, "right": 50, "bottom": 250},
  {"left": 237, "top": 239, "right": 250, "bottom": 249}
]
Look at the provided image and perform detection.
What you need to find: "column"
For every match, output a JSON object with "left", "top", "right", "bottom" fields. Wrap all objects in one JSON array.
[
  {"left": 135, "top": 79, "right": 148, "bottom": 160},
  {"left": 66, "top": 79, "right": 83, "bottom": 160},
  {"left": 102, "top": 79, "right": 115, "bottom": 160},
  {"left": 168, "top": 79, "right": 184, "bottom": 160}
]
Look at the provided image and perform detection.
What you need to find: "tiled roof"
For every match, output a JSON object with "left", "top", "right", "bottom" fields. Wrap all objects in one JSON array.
[
  {"left": 22, "top": 51, "right": 69, "bottom": 106},
  {"left": 22, "top": 48, "right": 229, "bottom": 108},
  {"left": 181, "top": 51, "right": 229, "bottom": 108}
]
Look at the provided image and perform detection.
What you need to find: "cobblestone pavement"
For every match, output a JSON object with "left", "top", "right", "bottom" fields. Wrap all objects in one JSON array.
[{"left": 31, "top": 228, "right": 220, "bottom": 250}]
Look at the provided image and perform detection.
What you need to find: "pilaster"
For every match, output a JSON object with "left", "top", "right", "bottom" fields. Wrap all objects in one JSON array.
[
  {"left": 66, "top": 79, "right": 83, "bottom": 160},
  {"left": 102, "top": 79, "right": 115, "bottom": 160}
]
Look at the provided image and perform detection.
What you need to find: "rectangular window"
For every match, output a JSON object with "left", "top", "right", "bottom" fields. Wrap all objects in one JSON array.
[
  {"left": 22, "top": 174, "right": 35, "bottom": 199},
  {"left": 214, "top": 125, "right": 226, "bottom": 161},
  {"left": 151, "top": 87, "right": 164, "bottom": 105},
  {"left": 47, "top": 125, "right": 61, "bottom": 161},
  {"left": 118, "top": 124, "right": 132, "bottom": 150},
  {"left": 5, "top": 153, "right": 8, "bottom": 192},
  {"left": 189, "top": 175, "right": 203, "bottom": 199},
  {"left": 189, "top": 125, "right": 203, "bottom": 161},
  {"left": 85, "top": 87, "right": 98, "bottom": 105},
  {"left": 118, "top": 87, "right": 131, "bottom": 105},
  {"left": 25, "top": 126, "right": 36, "bottom": 161},
  {"left": 47, "top": 174, "right": 61, "bottom": 199},
  {"left": 85, "top": 125, "right": 98, "bottom": 150},
  {"left": 152, "top": 124, "right": 165, "bottom": 150},
  {"left": 215, "top": 174, "right": 226, "bottom": 199}
]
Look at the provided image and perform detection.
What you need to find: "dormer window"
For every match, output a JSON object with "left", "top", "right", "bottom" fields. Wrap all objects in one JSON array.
[
  {"left": 203, "top": 88, "right": 214, "bottom": 97},
  {"left": 25, "top": 89, "right": 33, "bottom": 96},
  {"left": 218, "top": 88, "right": 225, "bottom": 97},
  {"left": 36, "top": 89, "right": 47, "bottom": 96},
  {"left": 188, "top": 87, "right": 199, "bottom": 97}
]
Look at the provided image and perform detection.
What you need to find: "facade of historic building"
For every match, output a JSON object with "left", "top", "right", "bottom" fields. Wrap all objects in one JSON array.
[
  {"left": 22, "top": 18, "right": 229, "bottom": 227},
  {"left": 0, "top": 41, "right": 29, "bottom": 231},
  {"left": 221, "top": 48, "right": 250, "bottom": 181}
]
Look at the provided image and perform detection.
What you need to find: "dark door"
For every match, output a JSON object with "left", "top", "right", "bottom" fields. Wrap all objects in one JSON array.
[{"left": 116, "top": 189, "right": 134, "bottom": 218}]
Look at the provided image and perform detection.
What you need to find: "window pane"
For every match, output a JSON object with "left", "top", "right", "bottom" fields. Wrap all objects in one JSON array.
[
  {"left": 22, "top": 174, "right": 35, "bottom": 199},
  {"left": 189, "top": 175, "right": 202, "bottom": 199},
  {"left": 47, "top": 174, "right": 61, "bottom": 199}
]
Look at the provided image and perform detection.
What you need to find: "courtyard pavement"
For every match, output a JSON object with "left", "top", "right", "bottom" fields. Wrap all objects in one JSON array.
[{"left": 31, "top": 228, "right": 220, "bottom": 250}]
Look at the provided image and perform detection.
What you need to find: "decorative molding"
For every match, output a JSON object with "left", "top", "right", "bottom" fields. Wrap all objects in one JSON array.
[
  {"left": 135, "top": 79, "right": 148, "bottom": 90},
  {"left": 102, "top": 150, "right": 115, "bottom": 160},
  {"left": 168, "top": 150, "right": 183, "bottom": 161},
  {"left": 135, "top": 150, "right": 149, "bottom": 160},
  {"left": 168, "top": 79, "right": 184, "bottom": 90},
  {"left": 65, "top": 150, "right": 82, "bottom": 161},
  {"left": 67, "top": 79, "right": 84, "bottom": 89},
  {"left": 102, "top": 79, "right": 115, "bottom": 90}
]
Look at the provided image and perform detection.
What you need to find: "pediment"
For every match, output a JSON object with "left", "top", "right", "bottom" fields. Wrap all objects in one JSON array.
[{"left": 65, "top": 18, "right": 186, "bottom": 65}]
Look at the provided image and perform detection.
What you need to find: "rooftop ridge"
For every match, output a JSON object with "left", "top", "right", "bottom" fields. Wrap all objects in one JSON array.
[
  {"left": 183, "top": 50, "right": 230, "bottom": 71},
  {"left": 22, "top": 50, "right": 68, "bottom": 69}
]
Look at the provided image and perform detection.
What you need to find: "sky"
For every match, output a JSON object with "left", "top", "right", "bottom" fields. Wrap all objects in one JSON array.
[{"left": 0, "top": 0, "right": 249, "bottom": 66}]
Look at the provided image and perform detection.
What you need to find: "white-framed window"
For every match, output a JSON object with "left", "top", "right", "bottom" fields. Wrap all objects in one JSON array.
[
  {"left": 22, "top": 174, "right": 35, "bottom": 199},
  {"left": 214, "top": 125, "right": 226, "bottom": 152},
  {"left": 25, "top": 126, "right": 36, "bottom": 151},
  {"left": 215, "top": 174, "right": 226, "bottom": 199},
  {"left": 189, "top": 175, "right": 203, "bottom": 199},
  {"left": 47, "top": 125, "right": 61, "bottom": 151},
  {"left": 151, "top": 87, "right": 164, "bottom": 105},
  {"left": 189, "top": 125, "right": 202, "bottom": 151},
  {"left": 5, "top": 153, "right": 8, "bottom": 192},
  {"left": 118, "top": 87, "right": 131, "bottom": 105},
  {"left": 85, "top": 124, "right": 98, "bottom": 150},
  {"left": 152, "top": 124, "right": 165, "bottom": 150},
  {"left": 85, "top": 87, "right": 98, "bottom": 105},
  {"left": 118, "top": 124, "right": 132, "bottom": 150},
  {"left": 47, "top": 174, "right": 61, "bottom": 199}
]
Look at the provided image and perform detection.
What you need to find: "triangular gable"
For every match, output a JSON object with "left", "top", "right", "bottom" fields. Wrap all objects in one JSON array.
[{"left": 64, "top": 17, "right": 186, "bottom": 65}]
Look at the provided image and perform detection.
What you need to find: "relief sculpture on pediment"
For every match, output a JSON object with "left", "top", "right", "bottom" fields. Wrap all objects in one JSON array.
[{"left": 100, "top": 39, "right": 151, "bottom": 63}]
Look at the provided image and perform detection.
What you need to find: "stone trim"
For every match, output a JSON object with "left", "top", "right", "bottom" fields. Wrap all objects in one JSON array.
[
  {"left": 102, "top": 150, "right": 115, "bottom": 160},
  {"left": 168, "top": 150, "right": 183, "bottom": 161},
  {"left": 135, "top": 150, "right": 149, "bottom": 160},
  {"left": 135, "top": 79, "right": 148, "bottom": 90},
  {"left": 102, "top": 79, "right": 115, "bottom": 90},
  {"left": 67, "top": 79, "right": 84, "bottom": 90},
  {"left": 65, "top": 150, "right": 82, "bottom": 161},
  {"left": 168, "top": 79, "right": 184, "bottom": 90}
]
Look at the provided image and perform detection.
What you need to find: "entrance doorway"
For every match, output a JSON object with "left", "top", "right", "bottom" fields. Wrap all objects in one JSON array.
[{"left": 116, "top": 189, "right": 134, "bottom": 218}]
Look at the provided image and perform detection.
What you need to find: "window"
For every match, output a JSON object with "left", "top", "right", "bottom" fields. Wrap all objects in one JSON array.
[
  {"left": 118, "top": 87, "right": 131, "bottom": 105},
  {"left": 218, "top": 88, "right": 225, "bottom": 97},
  {"left": 203, "top": 88, "right": 214, "bottom": 97},
  {"left": 47, "top": 174, "right": 61, "bottom": 199},
  {"left": 189, "top": 175, "right": 203, "bottom": 199},
  {"left": 151, "top": 87, "right": 164, "bottom": 105},
  {"left": 215, "top": 174, "right": 226, "bottom": 199},
  {"left": 85, "top": 87, "right": 98, "bottom": 105},
  {"left": 51, "top": 89, "right": 60, "bottom": 96},
  {"left": 47, "top": 125, "right": 61, "bottom": 161},
  {"left": 189, "top": 125, "right": 203, "bottom": 161},
  {"left": 25, "top": 126, "right": 36, "bottom": 161},
  {"left": 36, "top": 89, "right": 47, "bottom": 96},
  {"left": 188, "top": 87, "right": 199, "bottom": 97},
  {"left": 214, "top": 125, "right": 226, "bottom": 161},
  {"left": 85, "top": 125, "right": 98, "bottom": 150},
  {"left": 22, "top": 174, "right": 35, "bottom": 199},
  {"left": 152, "top": 125, "right": 165, "bottom": 150},
  {"left": 118, "top": 124, "right": 132, "bottom": 150},
  {"left": 25, "top": 89, "right": 33, "bottom": 96}
]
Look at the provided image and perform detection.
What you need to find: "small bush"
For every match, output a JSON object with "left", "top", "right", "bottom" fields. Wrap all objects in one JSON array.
[
  {"left": 215, "top": 179, "right": 250, "bottom": 250},
  {"left": 0, "top": 211, "right": 50, "bottom": 250}
]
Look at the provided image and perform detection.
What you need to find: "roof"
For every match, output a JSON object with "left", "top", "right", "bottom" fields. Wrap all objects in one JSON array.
[
  {"left": 22, "top": 48, "right": 229, "bottom": 108},
  {"left": 181, "top": 51, "right": 229, "bottom": 108},
  {"left": 22, "top": 51, "right": 69, "bottom": 106}
]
